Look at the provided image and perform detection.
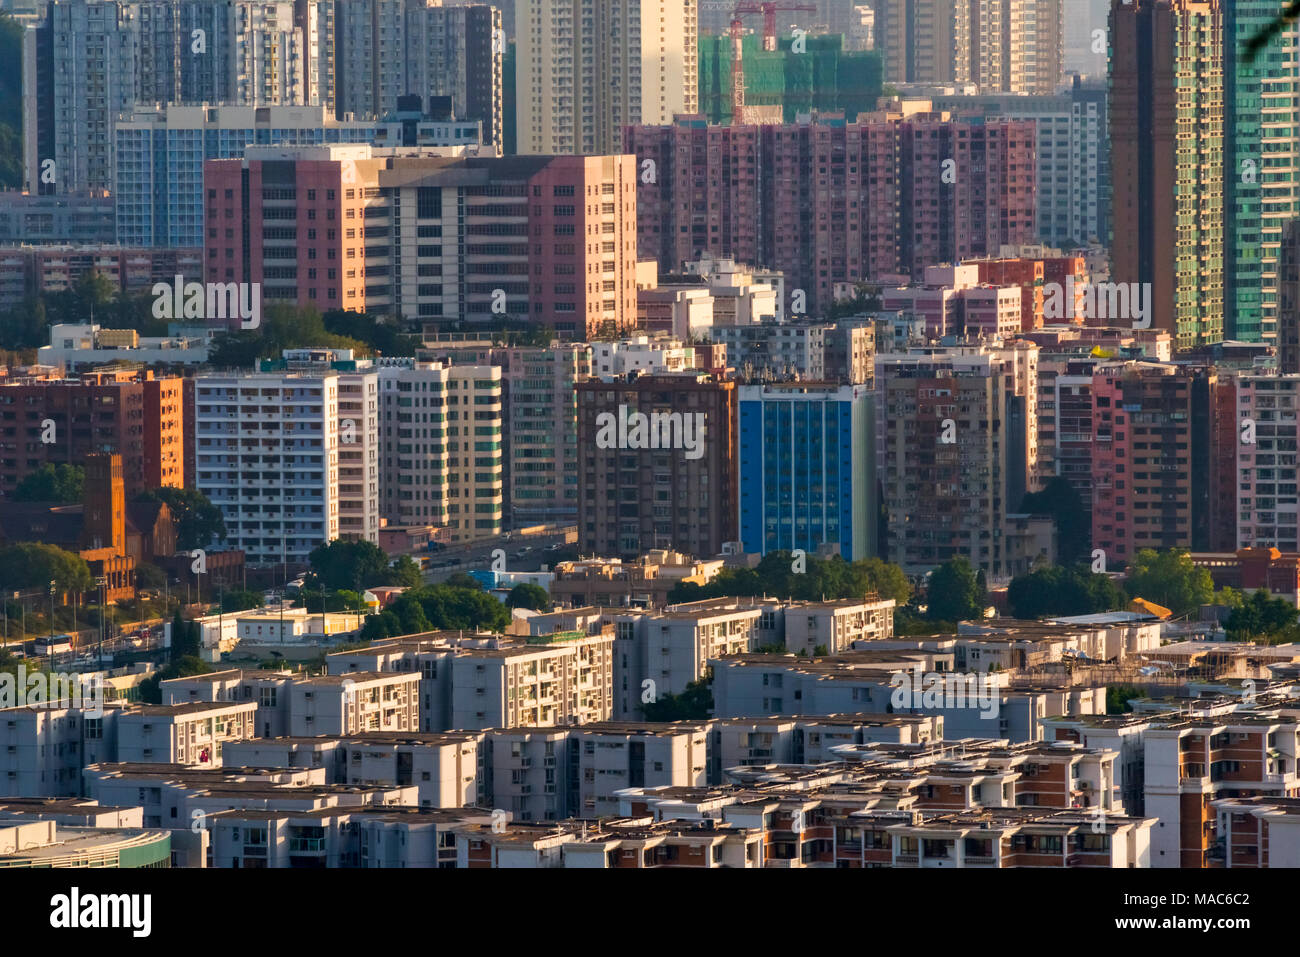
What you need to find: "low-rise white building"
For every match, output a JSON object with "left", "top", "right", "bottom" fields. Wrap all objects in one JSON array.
[
  {"left": 116, "top": 701, "right": 258, "bottom": 767},
  {"left": 288, "top": 673, "right": 420, "bottom": 736}
]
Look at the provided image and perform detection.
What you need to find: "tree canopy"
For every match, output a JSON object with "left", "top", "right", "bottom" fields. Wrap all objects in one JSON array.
[
  {"left": 1123, "top": 548, "right": 1213, "bottom": 616},
  {"left": 506, "top": 583, "right": 551, "bottom": 612},
  {"left": 666, "top": 552, "right": 912, "bottom": 605},
  {"left": 0, "top": 543, "right": 92, "bottom": 593},
  {"left": 308, "top": 539, "right": 393, "bottom": 592},
  {"left": 1006, "top": 564, "right": 1127, "bottom": 619},
  {"left": 642, "top": 671, "right": 713, "bottom": 721},
  {"left": 359, "top": 583, "right": 510, "bottom": 642},
  {"left": 12, "top": 464, "right": 84, "bottom": 503},
  {"left": 139, "top": 655, "right": 212, "bottom": 705},
  {"left": 136, "top": 486, "right": 227, "bottom": 551},
  {"left": 1223, "top": 589, "right": 1300, "bottom": 642},
  {"left": 925, "top": 557, "right": 984, "bottom": 623},
  {"left": 1018, "top": 477, "right": 1090, "bottom": 565}
]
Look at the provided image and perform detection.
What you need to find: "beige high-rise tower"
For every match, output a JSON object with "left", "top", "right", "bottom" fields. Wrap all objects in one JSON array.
[
  {"left": 516, "top": 0, "right": 698, "bottom": 155},
  {"left": 874, "top": 0, "right": 1063, "bottom": 93}
]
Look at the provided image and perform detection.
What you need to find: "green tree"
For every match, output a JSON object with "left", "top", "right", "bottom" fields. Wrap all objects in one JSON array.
[
  {"left": 330, "top": 589, "right": 368, "bottom": 612},
  {"left": 385, "top": 555, "right": 424, "bottom": 588},
  {"left": 0, "top": 543, "right": 92, "bottom": 593},
  {"left": 136, "top": 487, "right": 227, "bottom": 551},
  {"left": 1224, "top": 589, "right": 1300, "bottom": 641},
  {"left": 207, "top": 304, "right": 371, "bottom": 367},
  {"left": 642, "top": 670, "right": 714, "bottom": 720},
  {"left": 1018, "top": 477, "right": 1090, "bottom": 564},
  {"left": 1006, "top": 565, "right": 1127, "bottom": 619},
  {"left": 359, "top": 582, "right": 509, "bottom": 639},
  {"left": 858, "top": 557, "right": 913, "bottom": 605},
  {"left": 664, "top": 552, "right": 911, "bottom": 605},
  {"left": 1124, "top": 548, "right": 1213, "bottom": 616},
  {"left": 0, "top": 13, "right": 22, "bottom": 190},
  {"left": 506, "top": 583, "right": 551, "bottom": 612},
  {"left": 219, "top": 589, "right": 265, "bottom": 613},
  {"left": 444, "top": 572, "right": 483, "bottom": 591},
  {"left": 925, "top": 557, "right": 984, "bottom": 622},
  {"left": 1106, "top": 684, "right": 1144, "bottom": 715},
  {"left": 169, "top": 611, "right": 202, "bottom": 662},
  {"left": 308, "top": 539, "right": 391, "bottom": 591},
  {"left": 12, "top": 463, "right": 84, "bottom": 503},
  {"left": 139, "top": 656, "right": 213, "bottom": 705},
  {"left": 135, "top": 562, "right": 168, "bottom": 591}
]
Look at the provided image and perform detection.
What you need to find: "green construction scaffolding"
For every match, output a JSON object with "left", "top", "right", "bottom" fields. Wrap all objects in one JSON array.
[{"left": 698, "top": 33, "right": 884, "bottom": 125}]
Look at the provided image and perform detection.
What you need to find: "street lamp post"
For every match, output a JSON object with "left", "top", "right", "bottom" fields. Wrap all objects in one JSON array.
[
  {"left": 96, "top": 577, "right": 107, "bottom": 670},
  {"left": 47, "top": 580, "right": 56, "bottom": 671}
]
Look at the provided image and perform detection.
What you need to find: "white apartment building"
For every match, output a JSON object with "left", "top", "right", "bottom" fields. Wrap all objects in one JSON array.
[
  {"left": 161, "top": 669, "right": 296, "bottom": 739},
  {"left": 194, "top": 372, "right": 341, "bottom": 567},
  {"left": 446, "top": 632, "right": 615, "bottom": 731},
  {"left": 709, "top": 719, "right": 799, "bottom": 776},
  {"left": 783, "top": 599, "right": 897, "bottom": 656},
  {"left": 516, "top": 0, "right": 698, "bottom": 155},
  {"left": 336, "top": 733, "right": 482, "bottom": 809},
  {"left": 327, "top": 636, "right": 457, "bottom": 733},
  {"left": 0, "top": 706, "right": 122, "bottom": 798},
  {"left": 588, "top": 336, "right": 698, "bottom": 377},
  {"left": 570, "top": 722, "right": 709, "bottom": 818},
  {"left": 116, "top": 701, "right": 258, "bottom": 767},
  {"left": 378, "top": 360, "right": 504, "bottom": 542},
  {"left": 608, "top": 600, "right": 763, "bottom": 720},
  {"left": 288, "top": 673, "right": 421, "bottom": 737},
  {"left": 222, "top": 738, "right": 344, "bottom": 774},
  {"left": 194, "top": 362, "right": 380, "bottom": 565},
  {"left": 486, "top": 728, "right": 571, "bottom": 822},
  {"left": 1235, "top": 375, "right": 1300, "bottom": 552},
  {"left": 271, "top": 349, "right": 380, "bottom": 545}
]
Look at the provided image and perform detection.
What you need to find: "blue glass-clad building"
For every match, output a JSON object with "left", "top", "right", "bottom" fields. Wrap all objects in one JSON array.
[{"left": 737, "top": 383, "right": 876, "bottom": 560}]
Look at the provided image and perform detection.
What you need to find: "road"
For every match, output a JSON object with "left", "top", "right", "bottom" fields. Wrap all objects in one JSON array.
[{"left": 421, "top": 527, "right": 577, "bottom": 583}]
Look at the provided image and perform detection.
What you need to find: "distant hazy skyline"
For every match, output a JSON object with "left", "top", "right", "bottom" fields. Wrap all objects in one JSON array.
[{"left": 1065, "top": 0, "right": 1110, "bottom": 78}]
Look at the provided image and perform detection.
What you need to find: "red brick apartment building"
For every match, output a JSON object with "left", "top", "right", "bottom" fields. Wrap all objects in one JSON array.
[{"left": 0, "top": 369, "right": 185, "bottom": 500}]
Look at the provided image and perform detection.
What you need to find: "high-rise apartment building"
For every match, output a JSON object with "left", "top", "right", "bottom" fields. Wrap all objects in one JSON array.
[
  {"left": 932, "top": 77, "right": 1110, "bottom": 247},
  {"left": 377, "top": 360, "right": 504, "bottom": 543},
  {"left": 1280, "top": 219, "right": 1300, "bottom": 375},
  {"left": 0, "top": 370, "right": 184, "bottom": 500},
  {"left": 627, "top": 113, "right": 1036, "bottom": 316},
  {"left": 336, "top": 0, "right": 503, "bottom": 150},
  {"left": 23, "top": 0, "right": 138, "bottom": 195},
  {"left": 205, "top": 146, "right": 639, "bottom": 337},
  {"left": 1110, "top": 0, "right": 1224, "bottom": 351},
  {"left": 193, "top": 365, "right": 379, "bottom": 568},
  {"left": 1090, "top": 362, "right": 1222, "bottom": 564},
  {"left": 577, "top": 373, "right": 737, "bottom": 560},
  {"left": 132, "top": 0, "right": 332, "bottom": 107},
  {"left": 1223, "top": 2, "right": 1300, "bottom": 343},
  {"left": 1235, "top": 375, "right": 1300, "bottom": 552},
  {"left": 417, "top": 340, "right": 592, "bottom": 527},
  {"left": 737, "top": 382, "right": 877, "bottom": 561},
  {"left": 263, "top": 349, "right": 381, "bottom": 545},
  {"left": 115, "top": 103, "right": 483, "bottom": 248},
  {"left": 875, "top": 342, "right": 1040, "bottom": 578},
  {"left": 22, "top": 0, "right": 336, "bottom": 195},
  {"left": 516, "top": 0, "right": 698, "bottom": 155},
  {"left": 872, "top": 0, "right": 1063, "bottom": 93}
]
